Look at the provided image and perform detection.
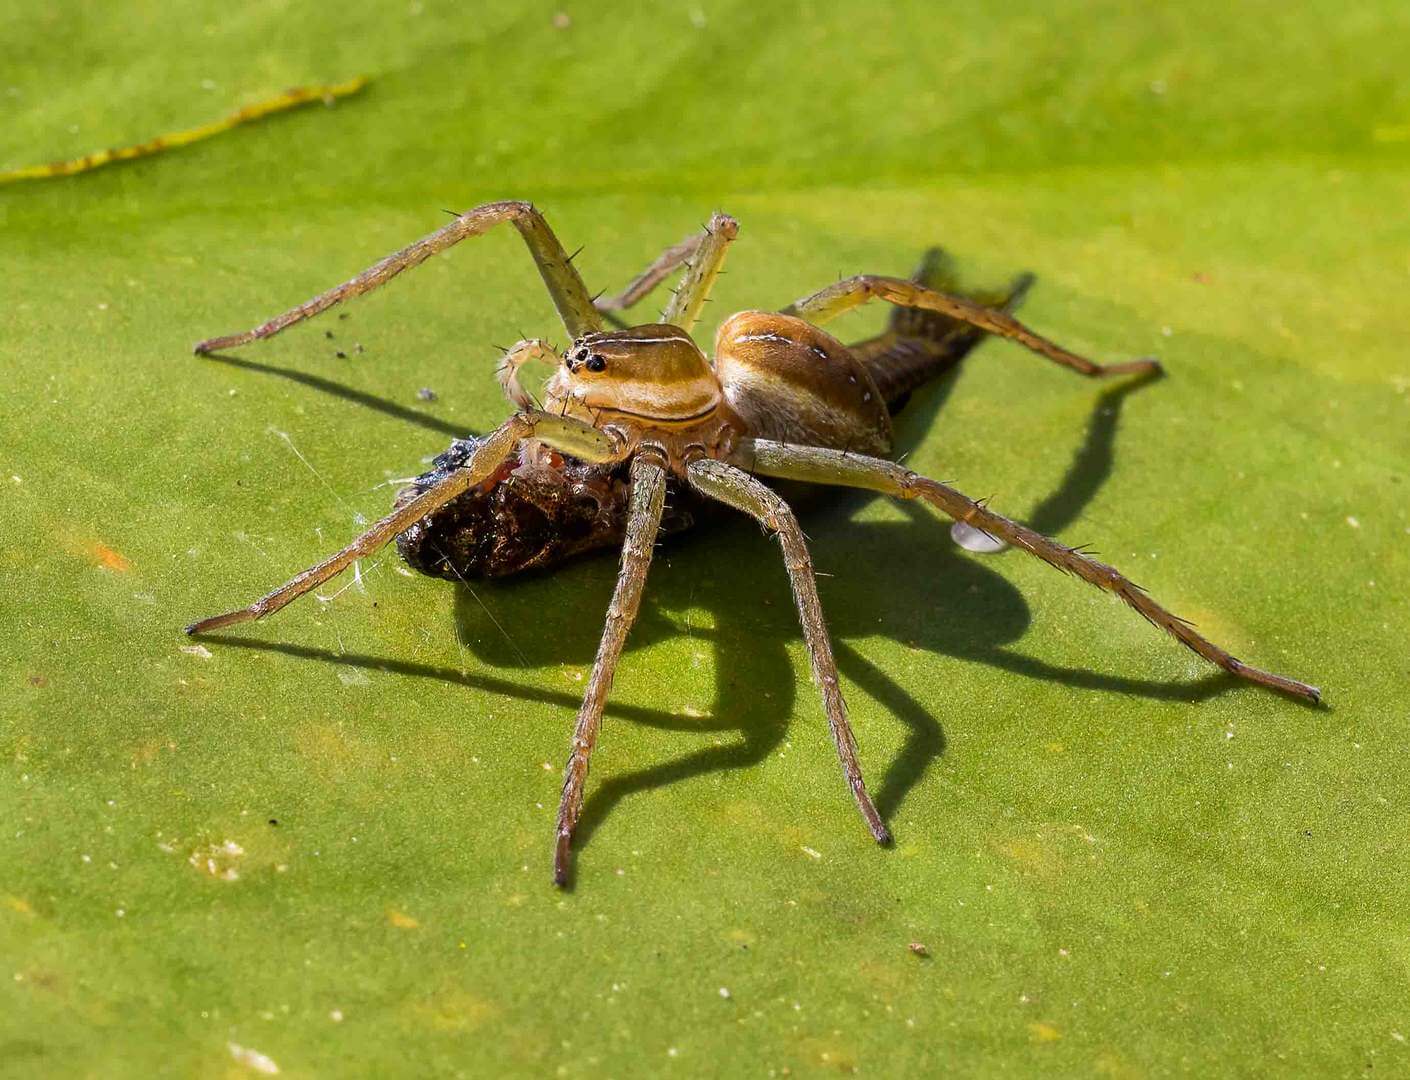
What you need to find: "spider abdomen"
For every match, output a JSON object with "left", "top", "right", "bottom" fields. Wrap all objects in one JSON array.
[{"left": 714, "top": 311, "right": 893, "bottom": 456}]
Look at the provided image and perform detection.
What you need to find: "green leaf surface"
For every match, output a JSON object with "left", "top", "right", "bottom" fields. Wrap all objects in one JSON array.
[{"left": 4, "top": 2, "right": 1408, "bottom": 1075}]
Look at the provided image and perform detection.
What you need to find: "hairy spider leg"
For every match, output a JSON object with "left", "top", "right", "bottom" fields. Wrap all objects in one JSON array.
[
  {"left": 592, "top": 213, "right": 739, "bottom": 338},
  {"left": 736, "top": 439, "right": 1320, "bottom": 704},
  {"left": 848, "top": 246, "right": 1035, "bottom": 374},
  {"left": 593, "top": 230, "right": 706, "bottom": 314},
  {"left": 686, "top": 458, "right": 893, "bottom": 845},
  {"left": 185, "top": 413, "right": 620, "bottom": 635},
  {"left": 554, "top": 457, "right": 669, "bottom": 886},
  {"left": 782, "top": 274, "right": 1160, "bottom": 379},
  {"left": 661, "top": 212, "right": 738, "bottom": 334},
  {"left": 193, "top": 200, "right": 603, "bottom": 354}
]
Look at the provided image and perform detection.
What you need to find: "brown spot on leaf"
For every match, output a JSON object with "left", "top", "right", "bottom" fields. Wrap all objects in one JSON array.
[
  {"left": 386, "top": 909, "right": 420, "bottom": 929},
  {"left": 4, "top": 895, "right": 35, "bottom": 916},
  {"left": 89, "top": 542, "right": 132, "bottom": 571}
]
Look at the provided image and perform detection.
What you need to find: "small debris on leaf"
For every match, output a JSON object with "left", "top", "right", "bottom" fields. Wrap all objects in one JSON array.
[
  {"left": 189, "top": 839, "right": 244, "bottom": 881},
  {"left": 227, "top": 1042, "right": 280, "bottom": 1075}
]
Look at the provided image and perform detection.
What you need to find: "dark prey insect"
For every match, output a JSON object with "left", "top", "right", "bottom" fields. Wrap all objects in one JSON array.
[{"left": 187, "top": 201, "right": 1320, "bottom": 886}]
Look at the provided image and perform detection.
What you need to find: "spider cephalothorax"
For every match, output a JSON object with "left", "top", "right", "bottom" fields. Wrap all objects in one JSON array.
[
  {"left": 539, "top": 323, "right": 743, "bottom": 471},
  {"left": 187, "top": 201, "right": 1320, "bottom": 886}
]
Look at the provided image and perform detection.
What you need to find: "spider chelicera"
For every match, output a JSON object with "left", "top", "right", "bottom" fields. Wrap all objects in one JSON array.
[{"left": 187, "top": 201, "right": 1319, "bottom": 885}]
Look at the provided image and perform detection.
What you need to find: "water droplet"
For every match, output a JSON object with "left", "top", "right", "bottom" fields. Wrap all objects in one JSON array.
[{"left": 951, "top": 520, "right": 1008, "bottom": 554}]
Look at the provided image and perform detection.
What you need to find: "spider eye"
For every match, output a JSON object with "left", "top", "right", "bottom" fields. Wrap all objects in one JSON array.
[{"left": 585, "top": 354, "right": 607, "bottom": 373}]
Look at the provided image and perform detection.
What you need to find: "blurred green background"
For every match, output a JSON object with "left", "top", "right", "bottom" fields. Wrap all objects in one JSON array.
[{"left": 3, "top": 2, "right": 1408, "bottom": 1075}]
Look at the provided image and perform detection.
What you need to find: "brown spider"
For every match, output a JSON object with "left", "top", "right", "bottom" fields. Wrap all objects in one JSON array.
[{"left": 187, "top": 201, "right": 1320, "bottom": 886}]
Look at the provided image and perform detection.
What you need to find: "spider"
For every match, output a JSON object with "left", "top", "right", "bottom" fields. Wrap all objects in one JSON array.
[{"left": 187, "top": 201, "right": 1320, "bottom": 886}]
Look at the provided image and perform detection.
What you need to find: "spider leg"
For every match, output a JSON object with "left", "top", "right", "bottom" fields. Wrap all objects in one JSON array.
[
  {"left": 593, "top": 212, "right": 739, "bottom": 339},
  {"left": 685, "top": 458, "right": 892, "bottom": 846},
  {"left": 185, "top": 413, "right": 620, "bottom": 634},
  {"left": 848, "top": 247, "right": 1033, "bottom": 369},
  {"left": 593, "top": 230, "right": 706, "bottom": 314},
  {"left": 661, "top": 212, "right": 737, "bottom": 334},
  {"left": 193, "top": 200, "right": 602, "bottom": 354},
  {"left": 735, "top": 438, "right": 1320, "bottom": 703},
  {"left": 782, "top": 273, "right": 1159, "bottom": 379},
  {"left": 554, "top": 456, "right": 668, "bottom": 886}
]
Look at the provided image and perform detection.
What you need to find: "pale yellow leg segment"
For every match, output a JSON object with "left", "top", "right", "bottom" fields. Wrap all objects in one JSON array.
[
  {"left": 193, "top": 200, "right": 603, "bottom": 353},
  {"left": 496, "top": 339, "right": 558, "bottom": 411},
  {"left": 736, "top": 438, "right": 1320, "bottom": 704},
  {"left": 783, "top": 274, "right": 1159, "bottom": 379},
  {"left": 594, "top": 232, "right": 706, "bottom": 313},
  {"left": 661, "top": 212, "right": 738, "bottom": 334},
  {"left": 0, "top": 78, "right": 368, "bottom": 185},
  {"left": 594, "top": 212, "right": 739, "bottom": 335},
  {"left": 554, "top": 457, "right": 669, "bottom": 886},
  {"left": 686, "top": 458, "right": 893, "bottom": 845},
  {"left": 185, "top": 412, "right": 620, "bottom": 635}
]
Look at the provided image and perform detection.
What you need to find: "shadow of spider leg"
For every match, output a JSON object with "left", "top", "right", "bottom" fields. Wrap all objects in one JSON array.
[
  {"left": 686, "top": 458, "right": 894, "bottom": 846},
  {"left": 185, "top": 413, "right": 618, "bottom": 634},
  {"left": 554, "top": 457, "right": 669, "bottom": 886},
  {"left": 193, "top": 200, "right": 603, "bottom": 354},
  {"left": 783, "top": 273, "right": 1161, "bottom": 379},
  {"left": 737, "top": 438, "right": 1321, "bottom": 704}
]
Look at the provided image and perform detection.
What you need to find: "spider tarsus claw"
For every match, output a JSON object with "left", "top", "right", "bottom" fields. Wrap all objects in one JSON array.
[
  {"left": 185, "top": 609, "right": 250, "bottom": 635},
  {"left": 1102, "top": 356, "right": 1162, "bottom": 378},
  {"left": 1234, "top": 660, "right": 1322, "bottom": 705},
  {"left": 552, "top": 833, "right": 573, "bottom": 887},
  {"left": 858, "top": 802, "right": 892, "bottom": 846}
]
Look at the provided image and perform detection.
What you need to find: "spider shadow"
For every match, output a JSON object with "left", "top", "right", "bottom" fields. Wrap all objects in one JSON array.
[{"left": 203, "top": 353, "right": 465, "bottom": 438}]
